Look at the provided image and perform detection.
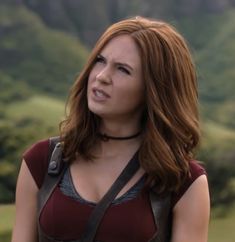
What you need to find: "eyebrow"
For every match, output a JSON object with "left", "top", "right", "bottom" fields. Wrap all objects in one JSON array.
[
  {"left": 116, "top": 61, "right": 134, "bottom": 71},
  {"left": 98, "top": 54, "right": 134, "bottom": 71}
]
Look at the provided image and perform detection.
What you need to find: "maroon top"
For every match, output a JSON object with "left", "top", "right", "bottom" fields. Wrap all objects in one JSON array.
[{"left": 23, "top": 139, "right": 206, "bottom": 241}]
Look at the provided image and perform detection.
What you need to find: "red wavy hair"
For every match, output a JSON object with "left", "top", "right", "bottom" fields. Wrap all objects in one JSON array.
[{"left": 60, "top": 16, "right": 200, "bottom": 193}]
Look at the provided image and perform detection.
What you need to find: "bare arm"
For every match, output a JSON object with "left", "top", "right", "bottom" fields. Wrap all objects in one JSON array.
[
  {"left": 11, "top": 160, "right": 38, "bottom": 242},
  {"left": 171, "top": 175, "right": 210, "bottom": 242}
]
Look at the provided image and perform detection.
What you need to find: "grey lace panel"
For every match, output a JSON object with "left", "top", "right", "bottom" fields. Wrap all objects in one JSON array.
[{"left": 59, "top": 167, "right": 146, "bottom": 206}]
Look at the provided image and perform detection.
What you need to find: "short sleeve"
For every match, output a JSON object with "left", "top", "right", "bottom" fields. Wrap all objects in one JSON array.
[
  {"left": 171, "top": 160, "right": 207, "bottom": 208},
  {"left": 23, "top": 139, "right": 50, "bottom": 189}
]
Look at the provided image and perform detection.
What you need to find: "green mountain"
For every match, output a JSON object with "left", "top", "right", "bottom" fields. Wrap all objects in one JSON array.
[
  {"left": 18, "top": 0, "right": 235, "bottom": 46},
  {"left": 175, "top": 10, "right": 235, "bottom": 131},
  {"left": 0, "top": 4, "right": 88, "bottom": 97},
  {"left": 178, "top": 10, "right": 235, "bottom": 101}
]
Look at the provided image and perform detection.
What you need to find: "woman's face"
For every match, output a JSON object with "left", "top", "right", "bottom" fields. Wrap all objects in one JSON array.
[{"left": 87, "top": 35, "right": 144, "bottom": 123}]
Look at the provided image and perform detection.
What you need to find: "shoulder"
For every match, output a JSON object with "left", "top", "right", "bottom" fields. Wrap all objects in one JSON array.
[
  {"left": 171, "top": 160, "right": 207, "bottom": 208},
  {"left": 23, "top": 139, "right": 50, "bottom": 189},
  {"left": 171, "top": 171, "right": 210, "bottom": 242},
  {"left": 23, "top": 139, "right": 50, "bottom": 163}
]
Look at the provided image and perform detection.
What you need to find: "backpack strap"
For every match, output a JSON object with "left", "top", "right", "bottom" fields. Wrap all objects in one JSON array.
[
  {"left": 79, "top": 151, "right": 140, "bottom": 242},
  {"left": 37, "top": 136, "right": 68, "bottom": 218},
  {"left": 148, "top": 191, "right": 172, "bottom": 242}
]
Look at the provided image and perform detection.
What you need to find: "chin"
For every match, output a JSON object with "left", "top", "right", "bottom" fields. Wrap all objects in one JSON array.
[
  {"left": 87, "top": 98, "right": 108, "bottom": 115},
  {"left": 88, "top": 104, "right": 106, "bottom": 118}
]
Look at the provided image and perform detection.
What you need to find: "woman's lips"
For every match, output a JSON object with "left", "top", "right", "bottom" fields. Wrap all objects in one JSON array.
[{"left": 92, "top": 87, "right": 110, "bottom": 101}]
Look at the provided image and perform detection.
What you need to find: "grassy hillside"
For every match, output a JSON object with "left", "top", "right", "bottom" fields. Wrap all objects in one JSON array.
[
  {"left": 208, "top": 206, "right": 235, "bottom": 242},
  {"left": 201, "top": 119, "right": 235, "bottom": 153},
  {"left": 0, "top": 95, "right": 65, "bottom": 202},
  {"left": 2, "top": 94, "right": 65, "bottom": 144},
  {"left": 5, "top": 95, "right": 65, "bottom": 127},
  {"left": 0, "top": 204, "right": 15, "bottom": 242}
]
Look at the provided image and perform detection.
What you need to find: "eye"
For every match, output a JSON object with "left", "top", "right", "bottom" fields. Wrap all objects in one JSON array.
[
  {"left": 118, "top": 66, "right": 131, "bottom": 75},
  {"left": 95, "top": 55, "right": 105, "bottom": 64}
]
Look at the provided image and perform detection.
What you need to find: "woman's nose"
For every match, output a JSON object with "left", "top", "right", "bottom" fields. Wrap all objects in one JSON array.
[{"left": 96, "top": 67, "right": 112, "bottom": 85}]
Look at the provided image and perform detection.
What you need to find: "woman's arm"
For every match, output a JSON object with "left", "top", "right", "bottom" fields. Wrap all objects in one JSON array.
[
  {"left": 11, "top": 160, "right": 38, "bottom": 242},
  {"left": 171, "top": 175, "right": 210, "bottom": 242}
]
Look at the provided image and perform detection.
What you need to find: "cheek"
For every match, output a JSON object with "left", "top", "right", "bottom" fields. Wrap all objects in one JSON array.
[
  {"left": 87, "top": 77, "right": 91, "bottom": 96},
  {"left": 115, "top": 81, "right": 144, "bottom": 105},
  {"left": 88, "top": 70, "right": 95, "bottom": 85},
  {"left": 87, "top": 70, "right": 96, "bottom": 92}
]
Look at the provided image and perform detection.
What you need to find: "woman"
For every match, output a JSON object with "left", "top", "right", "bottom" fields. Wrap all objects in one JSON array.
[{"left": 12, "top": 16, "right": 210, "bottom": 242}]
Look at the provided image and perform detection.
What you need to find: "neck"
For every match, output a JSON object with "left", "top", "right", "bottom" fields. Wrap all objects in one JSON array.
[
  {"left": 99, "top": 118, "right": 141, "bottom": 138},
  {"left": 95, "top": 136, "right": 142, "bottom": 159},
  {"left": 94, "top": 119, "right": 143, "bottom": 158}
]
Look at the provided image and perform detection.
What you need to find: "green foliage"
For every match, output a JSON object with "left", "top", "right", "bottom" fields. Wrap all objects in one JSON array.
[
  {"left": 177, "top": 10, "right": 235, "bottom": 104},
  {"left": 0, "top": 5, "right": 88, "bottom": 97},
  {"left": 5, "top": 95, "right": 65, "bottom": 126},
  {"left": 177, "top": 11, "right": 235, "bottom": 208},
  {"left": 0, "top": 95, "right": 64, "bottom": 203},
  {"left": 198, "top": 121, "right": 235, "bottom": 208},
  {"left": 201, "top": 120, "right": 235, "bottom": 152},
  {"left": 0, "top": 71, "right": 32, "bottom": 103}
]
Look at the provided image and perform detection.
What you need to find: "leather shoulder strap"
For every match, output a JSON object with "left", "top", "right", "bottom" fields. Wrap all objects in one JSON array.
[
  {"left": 37, "top": 136, "right": 68, "bottom": 216},
  {"left": 148, "top": 191, "right": 172, "bottom": 242},
  {"left": 80, "top": 151, "right": 140, "bottom": 242}
]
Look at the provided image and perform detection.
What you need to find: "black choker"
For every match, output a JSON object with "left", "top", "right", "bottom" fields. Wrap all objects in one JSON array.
[{"left": 98, "top": 131, "right": 141, "bottom": 141}]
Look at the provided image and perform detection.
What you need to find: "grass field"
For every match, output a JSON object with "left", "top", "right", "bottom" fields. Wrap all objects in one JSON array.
[
  {"left": 209, "top": 207, "right": 235, "bottom": 242},
  {"left": 1, "top": 204, "right": 235, "bottom": 242},
  {"left": 0, "top": 204, "right": 15, "bottom": 242}
]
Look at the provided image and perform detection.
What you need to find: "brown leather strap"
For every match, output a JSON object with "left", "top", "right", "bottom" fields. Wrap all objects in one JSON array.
[
  {"left": 79, "top": 151, "right": 140, "bottom": 242},
  {"left": 38, "top": 137, "right": 66, "bottom": 215},
  {"left": 37, "top": 137, "right": 69, "bottom": 242},
  {"left": 148, "top": 192, "right": 171, "bottom": 242}
]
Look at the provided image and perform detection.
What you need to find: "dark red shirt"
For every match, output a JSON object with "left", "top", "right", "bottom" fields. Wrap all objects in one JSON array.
[{"left": 23, "top": 139, "right": 206, "bottom": 241}]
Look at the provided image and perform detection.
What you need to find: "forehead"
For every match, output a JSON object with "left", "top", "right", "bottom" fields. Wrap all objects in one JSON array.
[{"left": 100, "top": 35, "right": 141, "bottom": 67}]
